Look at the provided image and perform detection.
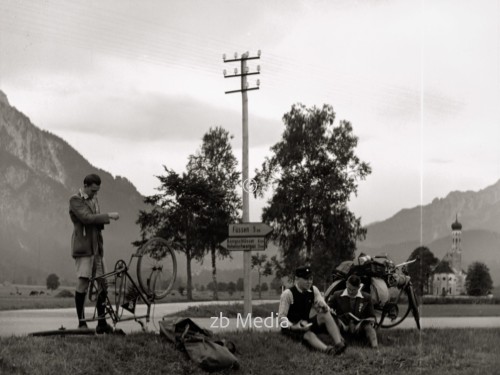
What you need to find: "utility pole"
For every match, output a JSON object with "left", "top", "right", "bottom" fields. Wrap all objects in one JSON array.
[{"left": 223, "top": 50, "right": 261, "bottom": 317}]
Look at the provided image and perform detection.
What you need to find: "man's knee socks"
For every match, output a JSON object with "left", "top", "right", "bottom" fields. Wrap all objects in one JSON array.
[{"left": 75, "top": 291, "right": 87, "bottom": 327}]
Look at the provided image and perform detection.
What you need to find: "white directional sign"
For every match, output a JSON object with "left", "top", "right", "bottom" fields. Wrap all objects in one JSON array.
[
  {"left": 229, "top": 223, "right": 273, "bottom": 237},
  {"left": 220, "top": 237, "right": 267, "bottom": 251}
]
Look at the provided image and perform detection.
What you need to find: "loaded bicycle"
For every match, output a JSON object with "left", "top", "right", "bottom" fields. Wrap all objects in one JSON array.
[
  {"left": 324, "top": 254, "right": 421, "bottom": 330},
  {"left": 30, "top": 237, "right": 177, "bottom": 336}
]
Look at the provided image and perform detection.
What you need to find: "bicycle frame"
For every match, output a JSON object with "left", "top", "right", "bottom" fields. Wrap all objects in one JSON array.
[{"left": 86, "top": 253, "right": 154, "bottom": 330}]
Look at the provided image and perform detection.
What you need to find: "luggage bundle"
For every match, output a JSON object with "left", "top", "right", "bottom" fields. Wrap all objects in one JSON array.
[{"left": 159, "top": 317, "right": 240, "bottom": 372}]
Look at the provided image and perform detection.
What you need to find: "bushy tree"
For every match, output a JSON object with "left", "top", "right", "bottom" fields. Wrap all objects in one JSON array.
[
  {"left": 407, "top": 246, "right": 439, "bottom": 295},
  {"left": 270, "top": 277, "right": 283, "bottom": 294},
  {"left": 254, "top": 103, "right": 371, "bottom": 286},
  {"left": 236, "top": 278, "right": 244, "bottom": 292},
  {"left": 136, "top": 170, "right": 211, "bottom": 300},
  {"left": 188, "top": 127, "right": 241, "bottom": 300},
  {"left": 46, "top": 273, "right": 60, "bottom": 291},
  {"left": 466, "top": 262, "right": 493, "bottom": 296},
  {"left": 227, "top": 281, "right": 236, "bottom": 296},
  {"left": 261, "top": 282, "right": 269, "bottom": 292},
  {"left": 251, "top": 253, "right": 273, "bottom": 299}
]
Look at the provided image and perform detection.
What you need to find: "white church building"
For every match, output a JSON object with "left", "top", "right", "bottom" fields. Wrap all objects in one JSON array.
[{"left": 431, "top": 216, "right": 467, "bottom": 296}]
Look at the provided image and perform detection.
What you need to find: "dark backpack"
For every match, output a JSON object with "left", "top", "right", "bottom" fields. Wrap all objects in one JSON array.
[{"left": 159, "top": 317, "right": 239, "bottom": 372}]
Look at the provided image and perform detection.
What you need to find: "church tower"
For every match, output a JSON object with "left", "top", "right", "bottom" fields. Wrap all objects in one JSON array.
[{"left": 447, "top": 215, "right": 463, "bottom": 273}]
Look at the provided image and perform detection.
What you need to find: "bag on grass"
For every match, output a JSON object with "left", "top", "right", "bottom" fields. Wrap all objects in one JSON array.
[{"left": 159, "top": 317, "right": 239, "bottom": 372}]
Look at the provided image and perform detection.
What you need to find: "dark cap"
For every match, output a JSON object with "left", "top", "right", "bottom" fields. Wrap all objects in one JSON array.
[{"left": 295, "top": 265, "right": 312, "bottom": 279}]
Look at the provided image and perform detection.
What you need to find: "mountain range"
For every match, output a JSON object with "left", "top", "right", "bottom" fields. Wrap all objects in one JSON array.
[{"left": 0, "top": 89, "right": 498, "bottom": 288}]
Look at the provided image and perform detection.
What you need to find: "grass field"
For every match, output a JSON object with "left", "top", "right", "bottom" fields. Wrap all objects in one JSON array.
[{"left": 0, "top": 329, "right": 499, "bottom": 374}]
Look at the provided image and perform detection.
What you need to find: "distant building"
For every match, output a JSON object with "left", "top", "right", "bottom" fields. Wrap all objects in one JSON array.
[{"left": 430, "top": 216, "right": 467, "bottom": 296}]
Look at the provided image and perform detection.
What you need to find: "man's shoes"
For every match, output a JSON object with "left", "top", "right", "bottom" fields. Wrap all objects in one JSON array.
[
  {"left": 324, "top": 345, "right": 336, "bottom": 355},
  {"left": 78, "top": 322, "right": 88, "bottom": 329},
  {"left": 333, "top": 342, "right": 347, "bottom": 355},
  {"left": 96, "top": 323, "right": 114, "bottom": 334}
]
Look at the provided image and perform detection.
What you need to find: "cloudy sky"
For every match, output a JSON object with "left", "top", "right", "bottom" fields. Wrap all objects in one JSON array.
[{"left": 0, "top": 0, "right": 499, "bottom": 225}]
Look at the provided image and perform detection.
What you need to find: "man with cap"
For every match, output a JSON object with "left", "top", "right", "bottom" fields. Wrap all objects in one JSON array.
[
  {"left": 278, "top": 265, "right": 346, "bottom": 355},
  {"left": 329, "top": 274, "right": 378, "bottom": 348}
]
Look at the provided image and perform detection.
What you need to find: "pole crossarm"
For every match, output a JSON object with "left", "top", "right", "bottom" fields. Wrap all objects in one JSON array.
[
  {"left": 224, "top": 72, "right": 260, "bottom": 78},
  {"left": 223, "top": 56, "right": 261, "bottom": 63},
  {"left": 225, "top": 87, "right": 260, "bottom": 95}
]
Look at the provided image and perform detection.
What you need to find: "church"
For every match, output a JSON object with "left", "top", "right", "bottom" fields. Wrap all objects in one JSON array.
[{"left": 430, "top": 216, "right": 467, "bottom": 296}]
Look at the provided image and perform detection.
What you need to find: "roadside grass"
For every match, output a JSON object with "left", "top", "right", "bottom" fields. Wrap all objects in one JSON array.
[
  {"left": 167, "top": 302, "right": 500, "bottom": 318},
  {"left": 1, "top": 329, "right": 499, "bottom": 375}
]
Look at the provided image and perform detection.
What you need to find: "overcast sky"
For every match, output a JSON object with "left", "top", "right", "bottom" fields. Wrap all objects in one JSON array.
[{"left": 0, "top": 0, "right": 499, "bottom": 225}]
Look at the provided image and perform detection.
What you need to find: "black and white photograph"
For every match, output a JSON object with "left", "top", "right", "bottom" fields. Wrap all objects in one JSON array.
[{"left": 0, "top": 0, "right": 499, "bottom": 374}]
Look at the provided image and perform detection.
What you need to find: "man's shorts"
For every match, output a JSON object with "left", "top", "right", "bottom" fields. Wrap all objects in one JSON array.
[
  {"left": 75, "top": 255, "right": 106, "bottom": 279},
  {"left": 281, "top": 315, "right": 324, "bottom": 341},
  {"left": 338, "top": 319, "right": 373, "bottom": 335}
]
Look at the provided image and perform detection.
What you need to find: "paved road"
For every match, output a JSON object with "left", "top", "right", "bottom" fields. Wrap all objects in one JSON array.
[
  {"left": 0, "top": 300, "right": 276, "bottom": 336},
  {"left": 1, "top": 301, "right": 500, "bottom": 336}
]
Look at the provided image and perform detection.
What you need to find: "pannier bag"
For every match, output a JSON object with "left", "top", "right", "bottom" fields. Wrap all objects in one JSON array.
[
  {"left": 159, "top": 317, "right": 240, "bottom": 372},
  {"left": 370, "top": 276, "right": 389, "bottom": 306}
]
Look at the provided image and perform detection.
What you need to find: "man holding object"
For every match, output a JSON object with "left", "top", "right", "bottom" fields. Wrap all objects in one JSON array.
[
  {"left": 329, "top": 274, "right": 378, "bottom": 348},
  {"left": 278, "top": 265, "right": 346, "bottom": 355},
  {"left": 69, "top": 173, "right": 119, "bottom": 333}
]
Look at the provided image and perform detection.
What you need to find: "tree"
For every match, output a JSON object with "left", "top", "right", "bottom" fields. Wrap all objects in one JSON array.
[
  {"left": 406, "top": 246, "right": 439, "bottom": 295},
  {"left": 261, "top": 282, "right": 269, "bottom": 292},
  {"left": 187, "top": 127, "right": 242, "bottom": 300},
  {"left": 136, "top": 169, "right": 211, "bottom": 300},
  {"left": 251, "top": 254, "right": 273, "bottom": 299},
  {"left": 270, "top": 277, "right": 283, "bottom": 294},
  {"left": 227, "top": 281, "right": 236, "bottom": 296},
  {"left": 254, "top": 103, "right": 371, "bottom": 285},
  {"left": 466, "top": 262, "right": 493, "bottom": 296},
  {"left": 236, "top": 278, "right": 244, "bottom": 292},
  {"left": 46, "top": 273, "right": 60, "bottom": 290}
]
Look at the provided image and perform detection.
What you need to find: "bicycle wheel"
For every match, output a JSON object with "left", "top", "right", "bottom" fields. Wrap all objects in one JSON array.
[
  {"left": 377, "top": 286, "right": 414, "bottom": 328},
  {"left": 137, "top": 237, "right": 177, "bottom": 300}
]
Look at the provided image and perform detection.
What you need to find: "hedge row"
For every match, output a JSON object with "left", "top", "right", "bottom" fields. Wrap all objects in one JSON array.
[{"left": 422, "top": 296, "right": 500, "bottom": 305}]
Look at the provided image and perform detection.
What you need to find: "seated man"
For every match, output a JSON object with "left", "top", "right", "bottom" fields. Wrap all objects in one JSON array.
[
  {"left": 278, "top": 265, "right": 346, "bottom": 355},
  {"left": 329, "top": 274, "right": 378, "bottom": 349}
]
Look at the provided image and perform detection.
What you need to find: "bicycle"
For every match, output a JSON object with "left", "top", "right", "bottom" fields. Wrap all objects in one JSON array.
[
  {"left": 324, "top": 255, "right": 421, "bottom": 330},
  {"left": 30, "top": 237, "right": 177, "bottom": 336}
]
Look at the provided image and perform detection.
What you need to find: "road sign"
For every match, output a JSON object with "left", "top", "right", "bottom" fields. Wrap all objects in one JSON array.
[
  {"left": 228, "top": 223, "right": 273, "bottom": 237},
  {"left": 219, "top": 237, "right": 267, "bottom": 251}
]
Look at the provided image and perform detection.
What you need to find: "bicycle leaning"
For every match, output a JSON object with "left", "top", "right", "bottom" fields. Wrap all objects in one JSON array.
[{"left": 324, "top": 254, "right": 421, "bottom": 330}]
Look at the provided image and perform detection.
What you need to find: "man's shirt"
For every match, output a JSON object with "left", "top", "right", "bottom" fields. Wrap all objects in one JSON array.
[{"left": 278, "top": 283, "right": 329, "bottom": 327}]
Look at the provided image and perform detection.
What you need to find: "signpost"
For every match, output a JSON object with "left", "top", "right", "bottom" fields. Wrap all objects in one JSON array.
[
  {"left": 219, "top": 222, "right": 273, "bottom": 316},
  {"left": 220, "top": 237, "right": 267, "bottom": 251},
  {"left": 228, "top": 223, "right": 273, "bottom": 238}
]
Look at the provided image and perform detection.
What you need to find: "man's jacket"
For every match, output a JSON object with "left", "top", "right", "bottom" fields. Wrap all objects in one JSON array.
[
  {"left": 69, "top": 193, "right": 110, "bottom": 258},
  {"left": 329, "top": 290, "right": 376, "bottom": 321}
]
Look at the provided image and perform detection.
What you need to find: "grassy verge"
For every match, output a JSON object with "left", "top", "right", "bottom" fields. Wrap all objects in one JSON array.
[
  {"left": 167, "top": 302, "right": 500, "bottom": 318},
  {"left": 1, "top": 329, "right": 499, "bottom": 374}
]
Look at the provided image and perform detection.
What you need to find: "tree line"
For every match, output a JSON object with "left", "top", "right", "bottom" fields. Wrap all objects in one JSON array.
[{"left": 134, "top": 103, "right": 370, "bottom": 300}]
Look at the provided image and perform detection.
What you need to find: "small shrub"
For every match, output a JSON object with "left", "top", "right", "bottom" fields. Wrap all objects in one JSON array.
[{"left": 55, "top": 289, "right": 74, "bottom": 298}]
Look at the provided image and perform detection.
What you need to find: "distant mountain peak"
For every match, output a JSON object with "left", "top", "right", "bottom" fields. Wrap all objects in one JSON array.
[{"left": 0, "top": 90, "right": 9, "bottom": 106}]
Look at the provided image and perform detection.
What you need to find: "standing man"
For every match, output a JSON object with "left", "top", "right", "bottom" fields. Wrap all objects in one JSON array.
[
  {"left": 278, "top": 265, "right": 346, "bottom": 355},
  {"left": 329, "top": 274, "right": 378, "bottom": 348},
  {"left": 69, "top": 173, "right": 119, "bottom": 333}
]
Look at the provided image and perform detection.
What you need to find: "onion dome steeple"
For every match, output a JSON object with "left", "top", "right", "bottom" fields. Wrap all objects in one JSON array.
[{"left": 451, "top": 214, "right": 462, "bottom": 231}]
